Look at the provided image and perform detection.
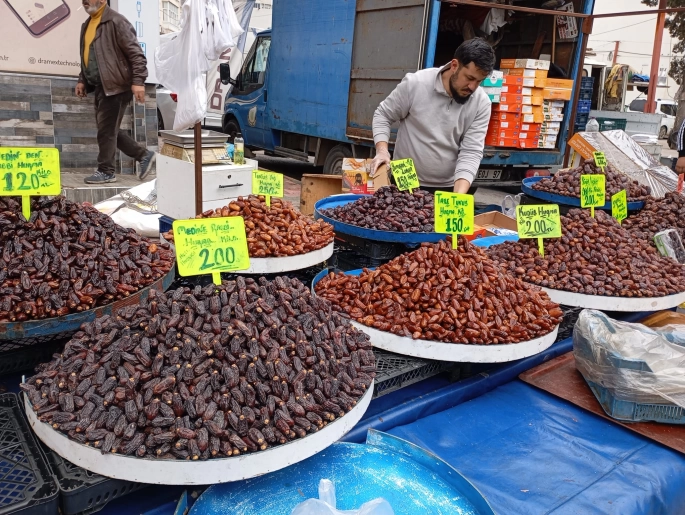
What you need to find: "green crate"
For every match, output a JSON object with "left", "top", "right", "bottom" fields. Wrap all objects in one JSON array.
[{"left": 596, "top": 118, "right": 627, "bottom": 131}]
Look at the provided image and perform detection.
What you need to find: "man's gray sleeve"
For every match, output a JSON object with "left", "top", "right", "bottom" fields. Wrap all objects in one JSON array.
[
  {"left": 454, "top": 98, "right": 491, "bottom": 183},
  {"left": 372, "top": 74, "right": 415, "bottom": 145}
]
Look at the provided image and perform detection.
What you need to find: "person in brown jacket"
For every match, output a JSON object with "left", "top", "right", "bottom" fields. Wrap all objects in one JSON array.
[{"left": 76, "top": 0, "right": 155, "bottom": 184}]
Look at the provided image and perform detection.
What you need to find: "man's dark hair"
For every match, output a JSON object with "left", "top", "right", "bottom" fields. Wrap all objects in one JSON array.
[{"left": 454, "top": 39, "right": 496, "bottom": 74}]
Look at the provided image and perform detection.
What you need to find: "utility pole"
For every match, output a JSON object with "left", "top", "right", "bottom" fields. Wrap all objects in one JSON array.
[
  {"left": 646, "top": 0, "right": 667, "bottom": 113},
  {"left": 612, "top": 41, "right": 619, "bottom": 65}
]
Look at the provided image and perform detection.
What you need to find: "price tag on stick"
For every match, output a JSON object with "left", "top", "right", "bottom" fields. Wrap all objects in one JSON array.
[
  {"left": 434, "top": 192, "right": 474, "bottom": 249},
  {"left": 172, "top": 217, "right": 250, "bottom": 285},
  {"left": 0, "top": 147, "right": 61, "bottom": 220},
  {"left": 252, "top": 171, "right": 284, "bottom": 208},
  {"left": 580, "top": 174, "right": 605, "bottom": 218},
  {"left": 390, "top": 158, "right": 420, "bottom": 193},
  {"left": 593, "top": 151, "right": 607, "bottom": 171},
  {"left": 516, "top": 204, "right": 562, "bottom": 257},
  {"left": 612, "top": 190, "right": 627, "bottom": 224}
]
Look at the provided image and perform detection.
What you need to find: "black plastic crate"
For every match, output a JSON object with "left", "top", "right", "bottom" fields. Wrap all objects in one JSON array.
[
  {"left": 0, "top": 393, "right": 58, "bottom": 515},
  {"left": 0, "top": 339, "right": 67, "bottom": 378},
  {"left": 334, "top": 233, "right": 410, "bottom": 260},
  {"left": 578, "top": 89, "right": 592, "bottom": 101},
  {"left": 42, "top": 447, "right": 147, "bottom": 515},
  {"left": 373, "top": 350, "right": 453, "bottom": 397},
  {"left": 580, "top": 77, "right": 595, "bottom": 88},
  {"left": 159, "top": 215, "right": 174, "bottom": 235}
]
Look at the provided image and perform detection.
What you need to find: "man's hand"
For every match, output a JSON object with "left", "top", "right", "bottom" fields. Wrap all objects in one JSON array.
[
  {"left": 453, "top": 178, "right": 470, "bottom": 194},
  {"left": 131, "top": 85, "right": 146, "bottom": 104},
  {"left": 75, "top": 83, "right": 87, "bottom": 98},
  {"left": 370, "top": 145, "right": 391, "bottom": 175},
  {"left": 676, "top": 157, "right": 685, "bottom": 175}
]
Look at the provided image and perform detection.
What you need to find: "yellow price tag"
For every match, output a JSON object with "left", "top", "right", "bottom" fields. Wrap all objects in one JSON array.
[
  {"left": 0, "top": 147, "right": 61, "bottom": 220},
  {"left": 580, "top": 174, "right": 605, "bottom": 217},
  {"left": 252, "top": 171, "right": 284, "bottom": 208},
  {"left": 516, "top": 204, "right": 562, "bottom": 257},
  {"left": 593, "top": 151, "right": 607, "bottom": 170},
  {"left": 434, "top": 192, "right": 474, "bottom": 249},
  {"left": 612, "top": 190, "right": 627, "bottom": 224},
  {"left": 172, "top": 217, "right": 250, "bottom": 285},
  {"left": 390, "top": 158, "right": 420, "bottom": 193}
]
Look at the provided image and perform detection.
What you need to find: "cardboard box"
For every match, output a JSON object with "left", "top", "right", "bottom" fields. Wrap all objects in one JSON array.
[
  {"left": 502, "top": 85, "right": 523, "bottom": 94},
  {"left": 492, "top": 112, "right": 521, "bottom": 122},
  {"left": 521, "top": 123, "right": 541, "bottom": 132},
  {"left": 534, "top": 78, "right": 547, "bottom": 88},
  {"left": 474, "top": 211, "right": 519, "bottom": 236},
  {"left": 500, "top": 94, "right": 523, "bottom": 105},
  {"left": 545, "top": 78, "right": 574, "bottom": 89},
  {"left": 487, "top": 94, "right": 501, "bottom": 103},
  {"left": 300, "top": 174, "right": 343, "bottom": 216},
  {"left": 537, "top": 141, "right": 557, "bottom": 149},
  {"left": 481, "top": 75, "right": 503, "bottom": 88},
  {"left": 518, "top": 131, "right": 540, "bottom": 140},
  {"left": 492, "top": 103, "right": 522, "bottom": 113},
  {"left": 502, "top": 75, "right": 524, "bottom": 86},
  {"left": 500, "top": 59, "right": 551, "bottom": 71},
  {"left": 531, "top": 95, "right": 544, "bottom": 106},
  {"left": 489, "top": 120, "right": 521, "bottom": 130},
  {"left": 482, "top": 86, "right": 503, "bottom": 95},
  {"left": 543, "top": 88, "right": 573, "bottom": 101},
  {"left": 519, "top": 139, "right": 540, "bottom": 149},
  {"left": 489, "top": 129, "right": 520, "bottom": 139},
  {"left": 342, "top": 158, "right": 374, "bottom": 194},
  {"left": 485, "top": 136, "right": 519, "bottom": 147},
  {"left": 505, "top": 68, "right": 548, "bottom": 79},
  {"left": 543, "top": 100, "right": 566, "bottom": 109},
  {"left": 540, "top": 121, "right": 561, "bottom": 130},
  {"left": 540, "top": 128, "right": 560, "bottom": 136}
]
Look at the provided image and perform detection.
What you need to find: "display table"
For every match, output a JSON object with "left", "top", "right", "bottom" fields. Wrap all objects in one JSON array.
[{"left": 389, "top": 380, "right": 685, "bottom": 514}]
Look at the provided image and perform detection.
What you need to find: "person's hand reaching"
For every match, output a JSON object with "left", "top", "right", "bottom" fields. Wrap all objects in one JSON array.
[{"left": 370, "top": 147, "right": 391, "bottom": 174}]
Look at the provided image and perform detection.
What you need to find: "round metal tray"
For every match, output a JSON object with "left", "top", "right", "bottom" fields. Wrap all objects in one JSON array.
[
  {"left": 314, "top": 194, "right": 445, "bottom": 244},
  {"left": 522, "top": 176, "right": 645, "bottom": 211},
  {"left": 0, "top": 268, "right": 176, "bottom": 341},
  {"left": 25, "top": 382, "right": 374, "bottom": 485},
  {"left": 539, "top": 287, "right": 685, "bottom": 312},
  {"left": 312, "top": 269, "right": 559, "bottom": 363}
]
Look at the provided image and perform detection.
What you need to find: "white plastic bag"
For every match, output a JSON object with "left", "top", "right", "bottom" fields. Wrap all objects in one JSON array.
[{"left": 291, "top": 480, "right": 395, "bottom": 515}]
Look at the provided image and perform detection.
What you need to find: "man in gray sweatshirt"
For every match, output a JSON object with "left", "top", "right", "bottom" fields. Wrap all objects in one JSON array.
[{"left": 372, "top": 39, "right": 495, "bottom": 193}]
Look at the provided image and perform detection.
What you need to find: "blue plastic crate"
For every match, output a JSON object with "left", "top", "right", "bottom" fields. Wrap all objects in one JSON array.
[
  {"left": 580, "top": 77, "right": 595, "bottom": 88},
  {"left": 577, "top": 100, "right": 591, "bottom": 114},
  {"left": 575, "top": 115, "right": 589, "bottom": 126},
  {"left": 159, "top": 215, "right": 175, "bottom": 234},
  {"left": 586, "top": 381, "right": 685, "bottom": 424},
  {"left": 578, "top": 89, "right": 592, "bottom": 101}
]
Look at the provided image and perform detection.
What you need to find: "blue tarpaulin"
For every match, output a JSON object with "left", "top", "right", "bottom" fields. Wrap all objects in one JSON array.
[{"left": 389, "top": 380, "right": 685, "bottom": 515}]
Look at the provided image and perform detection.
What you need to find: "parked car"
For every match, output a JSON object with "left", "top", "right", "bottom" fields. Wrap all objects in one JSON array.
[{"left": 628, "top": 98, "right": 676, "bottom": 139}]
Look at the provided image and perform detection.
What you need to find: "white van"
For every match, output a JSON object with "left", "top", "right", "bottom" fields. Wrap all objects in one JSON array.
[{"left": 628, "top": 98, "right": 677, "bottom": 139}]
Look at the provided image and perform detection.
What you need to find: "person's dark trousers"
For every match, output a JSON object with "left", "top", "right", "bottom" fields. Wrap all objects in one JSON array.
[{"left": 94, "top": 86, "right": 146, "bottom": 175}]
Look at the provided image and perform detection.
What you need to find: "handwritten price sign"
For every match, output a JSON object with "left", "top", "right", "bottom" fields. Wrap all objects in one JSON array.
[
  {"left": 172, "top": 217, "right": 250, "bottom": 285},
  {"left": 580, "top": 174, "right": 605, "bottom": 217},
  {"left": 0, "top": 147, "right": 61, "bottom": 220},
  {"left": 434, "top": 192, "right": 474, "bottom": 249},
  {"left": 593, "top": 151, "right": 607, "bottom": 171},
  {"left": 516, "top": 204, "right": 562, "bottom": 257},
  {"left": 612, "top": 190, "right": 627, "bottom": 224},
  {"left": 252, "top": 171, "right": 284, "bottom": 208},
  {"left": 390, "top": 158, "right": 420, "bottom": 193}
]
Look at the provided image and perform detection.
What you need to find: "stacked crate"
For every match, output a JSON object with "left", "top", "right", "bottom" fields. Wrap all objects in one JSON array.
[{"left": 574, "top": 76, "right": 594, "bottom": 132}]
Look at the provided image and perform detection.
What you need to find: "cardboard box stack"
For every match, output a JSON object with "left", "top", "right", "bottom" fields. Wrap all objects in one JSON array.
[
  {"left": 482, "top": 70, "right": 503, "bottom": 103},
  {"left": 485, "top": 58, "right": 572, "bottom": 150}
]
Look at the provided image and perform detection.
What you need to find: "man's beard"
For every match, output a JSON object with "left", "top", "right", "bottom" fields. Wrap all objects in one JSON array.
[
  {"left": 84, "top": 2, "right": 101, "bottom": 14},
  {"left": 449, "top": 81, "right": 472, "bottom": 105}
]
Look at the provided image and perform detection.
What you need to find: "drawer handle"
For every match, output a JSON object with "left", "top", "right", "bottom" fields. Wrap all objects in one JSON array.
[{"left": 218, "top": 183, "right": 244, "bottom": 189}]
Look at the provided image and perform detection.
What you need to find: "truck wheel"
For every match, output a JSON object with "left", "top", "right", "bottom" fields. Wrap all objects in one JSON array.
[
  {"left": 157, "top": 109, "right": 164, "bottom": 131},
  {"left": 323, "top": 144, "right": 352, "bottom": 175},
  {"left": 659, "top": 126, "right": 668, "bottom": 139},
  {"left": 224, "top": 118, "right": 240, "bottom": 143}
]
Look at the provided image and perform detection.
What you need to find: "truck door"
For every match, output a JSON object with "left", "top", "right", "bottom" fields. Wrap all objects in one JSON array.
[
  {"left": 228, "top": 35, "right": 272, "bottom": 148},
  {"left": 346, "top": 0, "right": 431, "bottom": 141}
]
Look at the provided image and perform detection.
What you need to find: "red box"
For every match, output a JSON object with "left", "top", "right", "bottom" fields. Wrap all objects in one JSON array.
[
  {"left": 492, "top": 112, "right": 521, "bottom": 122},
  {"left": 503, "top": 75, "right": 524, "bottom": 85},
  {"left": 520, "top": 123, "right": 541, "bottom": 133},
  {"left": 485, "top": 136, "right": 519, "bottom": 148},
  {"left": 499, "top": 94, "right": 523, "bottom": 105},
  {"left": 501, "top": 84, "right": 523, "bottom": 94},
  {"left": 519, "top": 138, "right": 540, "bottom": 149},
  {"left": 488, "top": 120, "right": 521, "bottom": 131},
  {"left": 492, "top": 103, "right": 522, "bottom": 113}
]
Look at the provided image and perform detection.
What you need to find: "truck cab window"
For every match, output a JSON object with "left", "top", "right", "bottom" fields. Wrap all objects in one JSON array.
[{"left": 238, "top": 37, "right": 271, "bottom": 94}]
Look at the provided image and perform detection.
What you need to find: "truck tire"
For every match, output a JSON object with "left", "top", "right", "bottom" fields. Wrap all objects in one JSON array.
[
  {"left": 223, "top": 118, "right": 240, "bottom": 143},
  {"left": 323, "top": 144, "right": 352, "bottom": 175}
]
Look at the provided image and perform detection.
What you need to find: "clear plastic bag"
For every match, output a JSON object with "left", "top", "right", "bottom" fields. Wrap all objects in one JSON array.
[
  {"left": 291, "top": 479, "right": 395, "bottom": 515},
  {"left": 574, "top": 309, "right": 685, "bottom": 409}
]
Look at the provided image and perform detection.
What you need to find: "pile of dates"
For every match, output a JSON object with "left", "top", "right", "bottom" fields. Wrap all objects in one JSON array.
[
  {"left": 531, "top": 159, "right": 651, "bottom": 201},
  {"left": 0, "top": 196, "right": 174, "bottom": 322},
  {"left": 163, "top": 195, "right": 333, "bottom": 258},
  {"left": 487, "top": 208, "right": 685, "bottom": 297},
  {"left": 315, "top": 238, "right": 562, "bottom": 344},
  {"left": 320, "top": 186, "right": 434, "bottom": 232},
  {"left": 22, "top": 276, "right": 374, "bottom": 460},
  {"left": 623, "top": 192, "right": 685, "bottom": 243}
]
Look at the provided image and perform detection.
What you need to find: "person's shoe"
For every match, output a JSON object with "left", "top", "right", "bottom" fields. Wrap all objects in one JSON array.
[
  {"left": 138, "top": 150, "right": 156, "bottom": 180},
  {"left": 84, "top": 170, "right": 116, "bottom": 184}
]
